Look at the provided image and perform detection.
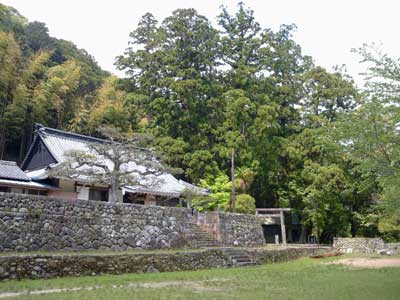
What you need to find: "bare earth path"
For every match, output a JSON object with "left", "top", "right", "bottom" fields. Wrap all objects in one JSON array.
[{"left": 327, "top": 258, "right": 400, "bottom": 268}]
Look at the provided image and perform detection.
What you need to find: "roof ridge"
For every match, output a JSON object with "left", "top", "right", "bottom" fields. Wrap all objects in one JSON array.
[
  {"left": 35, "top": 124, "right": 108, "bottom": 144},
  {"left": 34, "top": 124, "right": 152, "bottom": 152}
]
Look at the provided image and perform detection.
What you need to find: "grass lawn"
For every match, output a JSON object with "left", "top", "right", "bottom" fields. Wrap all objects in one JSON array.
[{"left": 0, "top": 254, "right": 399, "bottom": 300}]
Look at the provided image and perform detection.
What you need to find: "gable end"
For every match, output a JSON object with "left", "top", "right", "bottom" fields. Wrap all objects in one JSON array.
[{"left": 21, "top": 136, "right": 57, "bottom": 171}]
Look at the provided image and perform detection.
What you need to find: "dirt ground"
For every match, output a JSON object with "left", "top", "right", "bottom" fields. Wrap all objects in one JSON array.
[{"left": 326, "top": 257, "right": 400, "bottom": 268}]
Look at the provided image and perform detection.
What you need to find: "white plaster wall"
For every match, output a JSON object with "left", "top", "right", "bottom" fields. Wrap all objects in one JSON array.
[
  {"left": 47, "top": 190, "right": 77, "bottom": 199},
  {"left": 77, "top": 186, "right": 90, "bottom": 200}
]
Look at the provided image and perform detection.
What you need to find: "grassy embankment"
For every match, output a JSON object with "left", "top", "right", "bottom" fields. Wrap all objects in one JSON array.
[{"left": 0, "top": 254, "right": 399, "bottom": 300}]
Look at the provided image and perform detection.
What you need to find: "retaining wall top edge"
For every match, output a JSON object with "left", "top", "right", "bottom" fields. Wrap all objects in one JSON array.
[
  {"left": 0, "top": 192, "right": 193, "bottom": 213},
  {"left": 0, "top": 192, "right": 263, "bottom": 219}
]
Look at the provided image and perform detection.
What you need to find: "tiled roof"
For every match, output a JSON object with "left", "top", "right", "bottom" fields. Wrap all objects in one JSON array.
[
  {"left": 30, "top": 125, "right": 207, "bottom": 196},
  {"left": 35, "top": 126, "right": 106, "bottom": 164},
  {"left": 0, "top": 160, "right": 30, "bottom": 181},
  {"left": 0, "top": 178, "right": 59, "bottom": 190}
]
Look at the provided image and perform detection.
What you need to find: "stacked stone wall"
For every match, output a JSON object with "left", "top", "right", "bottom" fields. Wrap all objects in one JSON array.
[
  {"left": 218, "top": 212, "right": 265, "bottom": 246},
  {"left": 0, "top": 193, "right": 196, "bottom": 251},
  {"left": 0, "top": 193, "right": 266, "bottom": 251},
  {"left": 333, "top": 237, "right": 385, "bottom": 253},
  {"left": 249, "top": 246, "right": 329, "bottom": 264},
  {"left": 197, "top": 211, "right": 265, "bottom": 246},
  {"left": 0, "top": 249, "right": 228, "bottom": 280},
  {"left": 386, "top": 243, "right": 400, "bottom": 254},
  {"left": 0, "top": 246, "right": 329, "bottom": 280}
]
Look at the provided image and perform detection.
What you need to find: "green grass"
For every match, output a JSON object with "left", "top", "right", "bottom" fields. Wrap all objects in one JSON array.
[{"left": 0, "top": 255, "right": 399, "bottom": 300}]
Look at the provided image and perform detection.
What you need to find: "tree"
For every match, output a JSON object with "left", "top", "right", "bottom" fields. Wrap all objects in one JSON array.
[
  {"left": 195, "top": 169, "right": 257, "bottom": 214},
  {"left": 337, "top": 99, "right": 400, "bottom": 240},
  {"left": 196, "top": 173, "right": 231, "bottom": 211},
  {"left": 0, "top": 3, "right": 27, "bottom": 42},
  {"left": 232, "top": 194, "right": 256, "bottom": 214},
  {"left": 2, "top": 51, "right": 50, "bottom": 161},
  {"left": 2, "top": 2, "right": 392, "bottom": 241},
  {"left": 215, "top": 89, "right": 255, "bottom": 165},
  {"left": 116, "top": 8, "right": 222, "bottom": 184},
  {"left": 25, "top": 21, "right": 53, "bottom": 53},
  {"left": 301, "top": 163, "right": 349, "bottom": 242},
  {"left": 69, "top": 76, "right": 134, "bottom": 135},
  {"left": 116, "top": 13, "right": 161, "bottom": 98},
  {"left": 267, "top": 25, "right": 313, "bottom": 136},
  {"left": 354, "top": 43, "right": 400, "bottom": 104},
  {"left": 0, "top": 31, "right": 21, "bottom": 159},
  {"left": 302, "top": 66, "right": 358, "bottom": 124},
  {"left": 52, "top": 127, "right": 167, "bottom": 203},
  {"left": 218, "top": 2, "right": 264, "bottom": 89},
  {"left": 334, "top": 44, "right": 400, "bottom": 241},
  {"left": 33, "top": 59, "right": 81, "bottom": 128},
  {"left": 235, "top": 166, "right": 256, "bottom": 194},
  {"left": 0, "top": 4, "right": 108, "bottom": 161}
]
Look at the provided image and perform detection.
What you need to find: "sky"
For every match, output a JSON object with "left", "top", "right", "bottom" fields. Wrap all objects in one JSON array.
[{"left": 2, "top": 0, "right": 400, "bottom": 86}]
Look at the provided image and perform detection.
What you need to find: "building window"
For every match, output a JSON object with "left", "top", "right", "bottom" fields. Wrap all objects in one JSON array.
[
  {"left": 0, "top": 186, "right": 10, "bottom": 193},
  {"left": 10, "top": 187, "right": 24, "bottom": 194},
  {"left": 27, "top": 189, "right": 47, "bottom": 196},
  {"left": 89, "top": 188, "right": 108, "bottom": 202}
]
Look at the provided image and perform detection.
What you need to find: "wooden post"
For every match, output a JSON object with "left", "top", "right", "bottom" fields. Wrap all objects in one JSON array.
[
  {"left": 280, "top": 210, "right": 287, "bottom": 245},
  {"left": 231, "top": 148, "right": 236, "bottom": 213}
]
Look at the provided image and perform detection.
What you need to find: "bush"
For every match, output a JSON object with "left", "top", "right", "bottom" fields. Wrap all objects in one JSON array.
[
  {"left": 191, "top": 195, "right": 220, "bottom": 212},
  {"left": 378, "top": 214, "right": 400, "bottom": 242},
  {"left": 231, "top": 194, "right": 256, "bottom": 214}
]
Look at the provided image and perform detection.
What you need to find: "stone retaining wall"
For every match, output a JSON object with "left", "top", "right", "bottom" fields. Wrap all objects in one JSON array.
[
  {"left": 0, "top": 193, "right": 266, "bottom": 251},
  {"left": 250, "top": 246, "right": 330, "bottom": 264},
  {"left": 386, "top": 243, "right": 400, "bottom": 254},
  {"left": 0, "top": 193, "right": 196, "bottom": 252},
  {"left": 197, "top": 211, "right": 265, "bottom": 246},
  {"left": 0, "top": 247, "right": 328, "bottom": 280},
  {"left": 218, "top": 212, "right": 265, "bottom": 246},
  {"left": 0, "top": 249, "right": 228, "bottom": 280},
  {"left": 333, "top": 237, "right": 385, "bottom": 253}
]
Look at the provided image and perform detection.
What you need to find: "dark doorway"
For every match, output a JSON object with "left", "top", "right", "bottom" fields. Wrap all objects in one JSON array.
[{"left": 262, "top": 224, "right": 282, "bottom": 243}]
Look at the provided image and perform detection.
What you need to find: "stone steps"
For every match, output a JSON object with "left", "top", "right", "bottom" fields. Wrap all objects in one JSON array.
[
  {"left": 186, "top": 225, "right": 222, "bottom": 248},
  {"left": 223, "top": 248, "right": 255, "bottom": 267}
]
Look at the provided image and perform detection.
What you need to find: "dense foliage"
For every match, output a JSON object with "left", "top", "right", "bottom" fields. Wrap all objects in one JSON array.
[
  {"left": 0, "top": 3, "right": 398, "bottom": 241},
  {"left": 0, "top": 3, "right": 108, "bottom": 162}
]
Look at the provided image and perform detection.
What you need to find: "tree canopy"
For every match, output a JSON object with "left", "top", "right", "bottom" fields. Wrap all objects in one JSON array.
[{"left": 0, "top": 2, "right": 398, "bottom": 241}]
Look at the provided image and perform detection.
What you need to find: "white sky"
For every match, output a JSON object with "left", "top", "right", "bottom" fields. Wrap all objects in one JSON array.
[{"left": 2, "top": 0, "right": 400, "bottom": 86}]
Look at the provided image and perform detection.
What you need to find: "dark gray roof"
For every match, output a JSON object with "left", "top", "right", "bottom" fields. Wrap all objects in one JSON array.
[
  {"left": 23, "top": 124, "right": 208, "bottom": 196},
  {"left": 28, "top": 124, "right": 148, "bottom": 164},
  {"left": 0, "top": 160, "right": 30, "bottom": 181}
]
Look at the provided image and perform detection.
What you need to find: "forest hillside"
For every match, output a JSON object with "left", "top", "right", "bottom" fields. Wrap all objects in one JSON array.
[{"left": 0, "top": 3, "right": 398, "bottom": 242}]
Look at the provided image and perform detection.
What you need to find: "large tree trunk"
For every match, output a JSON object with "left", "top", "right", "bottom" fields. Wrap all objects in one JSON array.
[
  {"left": 109, "top": 175, "right": 122, "bottom": 203},
  {"left": 299, "top": 225, "right": 308, "bottom": 243}
]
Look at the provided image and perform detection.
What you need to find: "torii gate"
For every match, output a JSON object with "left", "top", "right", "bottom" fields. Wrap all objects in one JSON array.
[{"left": 256, "top": 208, "right": 291, "bottom": 245}]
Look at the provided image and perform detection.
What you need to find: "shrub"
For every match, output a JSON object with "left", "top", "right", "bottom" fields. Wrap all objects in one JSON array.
[{"left": 231, "top": 194, "right": 256, "bottom": 214}]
